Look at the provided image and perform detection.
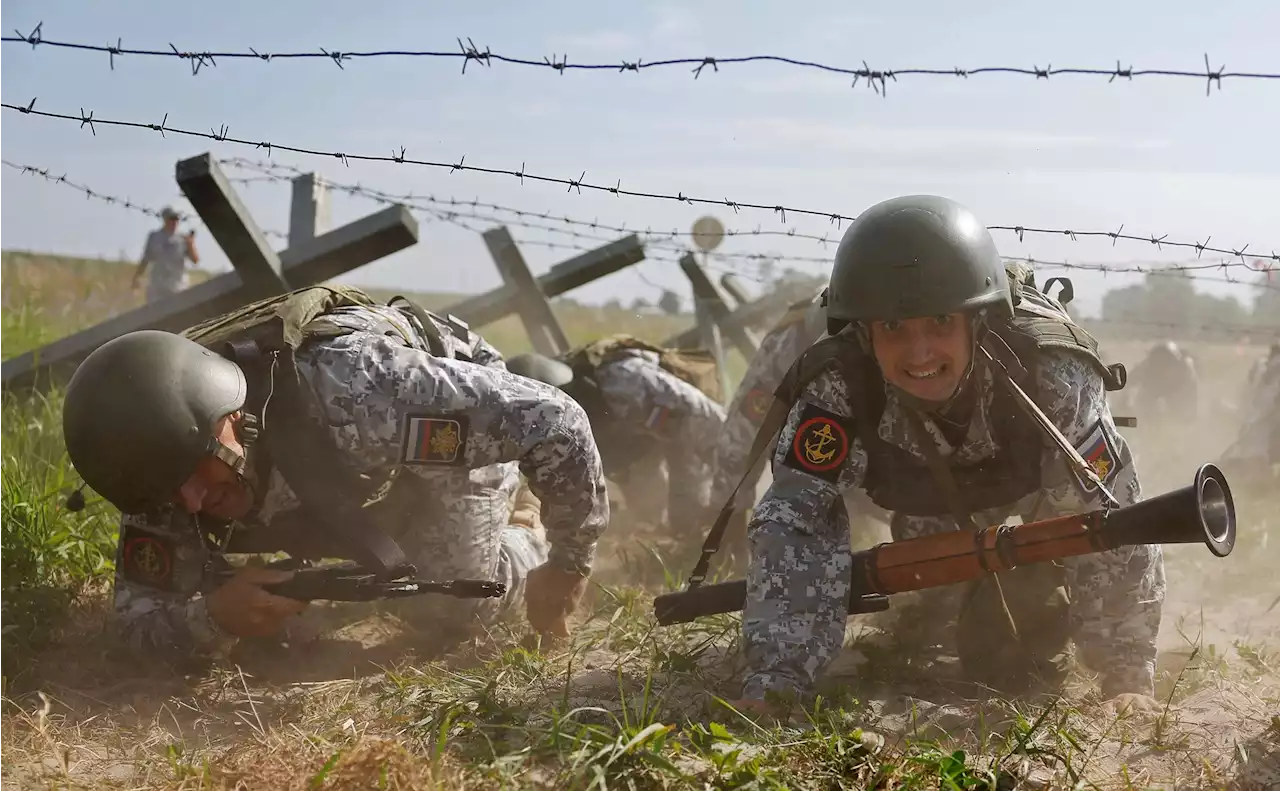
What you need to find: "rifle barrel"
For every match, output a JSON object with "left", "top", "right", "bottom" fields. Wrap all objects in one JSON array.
[{"left": 654, "top": 464, "right": 1235, "bottom": 626}]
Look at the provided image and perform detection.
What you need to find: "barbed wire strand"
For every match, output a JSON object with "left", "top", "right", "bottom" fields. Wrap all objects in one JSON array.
[
  {"left": 7, "top": 153, "right": 1275, "bottom": 294},
  {"left": 3, "top": 26, "right": 1276, "bottom": 96},
  {"left": 0, "top": 153, "right": 761, "bottom": 285},
  {"left": 219, "top": 157, "right": 1280, "bottom": 279},
  {"left": 3, "top": 100, "right": 1276, "bottom": 270},
  {"left": 224, "top": 167, "right": 812, "bottom": 273},
  {"left": 0, "top": 159, "right": 290, "bottom": 240}
]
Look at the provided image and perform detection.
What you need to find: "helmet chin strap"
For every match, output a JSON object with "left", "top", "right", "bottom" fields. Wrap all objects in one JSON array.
[{"left": 213, "top": 349, "right": 280, "bottom": 497}]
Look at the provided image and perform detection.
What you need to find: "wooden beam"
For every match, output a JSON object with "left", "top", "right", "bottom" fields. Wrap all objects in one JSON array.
[
  {"left": 482, "top": 227, "right": 571, "bottom": 356},
  {"left": 176, "top": 154, "right": 289, "bottom": 298}
]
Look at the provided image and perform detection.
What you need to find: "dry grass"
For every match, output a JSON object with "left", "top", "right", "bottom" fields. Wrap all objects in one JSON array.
[{"left": 3, "top": 252, "right": 1278, "bottom": 789}]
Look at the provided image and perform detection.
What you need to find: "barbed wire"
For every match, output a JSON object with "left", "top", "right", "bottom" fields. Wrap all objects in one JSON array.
[
  {"left": 219, "top": 158, "right": 1279, "bottom": 282},
  {"left": 223, "top": 159, "right": 853, "bottom": 262},
  {"left": 4, "top": 100, "right": 1276, "bottom": 271},
  {"left": 7, "top": 150, "right": 1275, "bottom": 295},
  {"left": 0, "top": 158, "right": 290, "bottom": 240},
  {"left": 224, "top": 165, "right": 814, "bottom": 274},
  {"left": 3, "top": 158, "right": 189, "bottom": 223},
  {"left": 3, "top": 25, "right": 1276, "bottom": 96}
]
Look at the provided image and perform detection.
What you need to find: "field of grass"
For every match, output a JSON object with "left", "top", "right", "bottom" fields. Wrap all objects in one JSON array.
[{"left": 2, "top": 251, "right": 1278, "bottom": 789}]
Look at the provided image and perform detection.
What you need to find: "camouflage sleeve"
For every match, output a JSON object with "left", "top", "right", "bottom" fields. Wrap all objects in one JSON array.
[
  {"left": 112, "top": 509, "right": 232, "bottom": 656},
  {"left": 741, "top": 364, "right": 869, "bottom": 701},
  {"left": 296, "top": 332, "right": 609, "bottom": 576},
  {"left": 712, "top": 319, "right": 813, "bottom": 510},
  {"left": 594, "top": 354, "right": 727, "bottom": 536},
  {"left": 465, "top": 328, "right": 507, "bottom": 370},
  {"left": 1029, "top": 349, "right": 1165, "bottom": 697}
]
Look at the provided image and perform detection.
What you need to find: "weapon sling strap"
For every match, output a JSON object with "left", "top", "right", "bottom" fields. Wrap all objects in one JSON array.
[
  {"left": 684, "top": 339, "right": 850, "bottom": 589},
  {"left": 978, "top": 332, "right": 1121, "bottom": 508},
  {"left": 685, "top": 392, "right": 793, "bottom": 588}
]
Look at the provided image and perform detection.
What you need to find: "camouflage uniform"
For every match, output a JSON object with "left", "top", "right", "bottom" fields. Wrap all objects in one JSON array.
[
  {"left": 591, "top": 348, "right": 727, "bottom": 537},
  {"left": 113, "top": 304, "right": 609, "bottom": 655},
  {"left": 711, "top": 292, "right": 827, "bottom": 512},
  {"left": 1222, "top": 346, "right": 1280, "bottom": 472},
  {"left": 742, "top": 297, "right": 1164, "bottom": 700}
]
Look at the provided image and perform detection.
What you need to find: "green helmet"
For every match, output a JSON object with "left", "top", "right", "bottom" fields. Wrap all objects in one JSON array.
[
  {"left": 62, "top": 330, "right": 247, "bottom": 513},
  {"left": 827, "top": 195, "right": 1012, "bottom": 324},
  {"left": 505, "top": 353, "right": 575, "bottom": 388}
]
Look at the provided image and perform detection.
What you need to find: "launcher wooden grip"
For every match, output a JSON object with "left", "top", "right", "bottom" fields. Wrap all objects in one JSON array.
[{"left": 854, "top": 511, "right": 1109, "bottom": 595}]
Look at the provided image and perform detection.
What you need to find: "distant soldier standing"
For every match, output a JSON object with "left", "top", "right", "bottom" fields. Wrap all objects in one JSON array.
[
  {"left": 506, "top": 338, "right": 726, "bottom": 541},
  {"left": 726, "top": 195, "right": 1164, "bottom": 718},
  {"left": 133, "top": 207, "right": 199, "bottom": 303},
  {"left": 62, "top": 286, "right": 609, "bottom": 657}
]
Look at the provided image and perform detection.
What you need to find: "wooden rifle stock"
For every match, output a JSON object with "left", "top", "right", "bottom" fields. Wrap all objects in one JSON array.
[{"left": 655, "top": 464, "right": 1235, "bottom": 626}]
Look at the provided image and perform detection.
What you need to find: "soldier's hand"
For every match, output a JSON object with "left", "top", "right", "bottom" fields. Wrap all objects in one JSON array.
[
  {"left": 525, "top": 563, "right": 588, "bottom": 638},
  {"left": 206, "top": 567, "right": 308, "bottom": 638},
  {"left": 1101, "top": 693, "right": 1163, "bottom": 719}
]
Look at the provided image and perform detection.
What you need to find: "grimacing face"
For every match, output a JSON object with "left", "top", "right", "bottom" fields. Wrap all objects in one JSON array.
[
  {"left": 868, "top": 313, "right": 973, "bottom": 404},
  {"left": 174, "top": 413, "right": 255, "bottom": 519}
]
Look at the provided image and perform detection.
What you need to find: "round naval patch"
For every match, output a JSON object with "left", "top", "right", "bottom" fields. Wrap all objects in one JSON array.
[{"left": 791, "top": 414, "right": 849, "bottom": 473}]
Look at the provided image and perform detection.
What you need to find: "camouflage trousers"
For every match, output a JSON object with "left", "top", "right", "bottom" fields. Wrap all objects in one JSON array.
[
  {"left": 386, "top": 462, "right": 549, "bottom": 640},
  {"left": 892, "top": 563, "right": 1073, "bottom": 695}
]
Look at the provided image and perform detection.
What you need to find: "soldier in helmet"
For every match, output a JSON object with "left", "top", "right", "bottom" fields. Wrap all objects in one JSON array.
[
  {"left": 62, "top": 287, "right": 609, "bottom": 657},
  {"left": 726, "top": 195, "right": 1164, "bottom": 718},
  {"left": 1126, "top": 340, "right": 1199, "bottom": 425},
  {"left": 505, "top": 339, "right": 726, "bottom": 542}
]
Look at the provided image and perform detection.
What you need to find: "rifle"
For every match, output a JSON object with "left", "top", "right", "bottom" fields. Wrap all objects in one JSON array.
[
  {"left": 215, "top": 560, "right": 507, "bottom": 603},
  {"left": 655, "top": 463, "right": 1236, "bottom": 626}
]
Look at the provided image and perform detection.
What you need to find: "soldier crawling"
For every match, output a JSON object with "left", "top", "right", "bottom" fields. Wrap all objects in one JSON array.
[
  {"left": 725, "top": 195, "right": 1165, "bottom": 718},
  {"left": 61, "top": 286, "right": 609, "bottom": 657},
  {"left": 506, "top": 338, "right": 726, "bottom": 541}
]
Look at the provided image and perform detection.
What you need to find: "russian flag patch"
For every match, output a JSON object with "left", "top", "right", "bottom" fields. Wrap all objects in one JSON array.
[
  {"left": 402, "top": 414, "right": 470, "bottom": 466},
  {"left": 1074, "top": 418, "right": 1121, "bottom": 491}
]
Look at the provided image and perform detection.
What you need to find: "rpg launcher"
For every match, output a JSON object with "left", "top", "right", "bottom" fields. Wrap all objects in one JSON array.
[
  {"left": 654, "top": 463, "right": 1236, "bottom": 626},
  {"left": 216, "top": 560, "right": 507, "bottom": 603}
]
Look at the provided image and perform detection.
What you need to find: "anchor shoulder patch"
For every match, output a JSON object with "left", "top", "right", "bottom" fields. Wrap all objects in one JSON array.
[
  {"left": 739, "top": 387, "right": 773, "bottom": 423},
  {"left": 782, "top": 402, "right": 852, "bottom": 483},
  {"left": 120, "top": 524, "right": 177, "bottom": 591},
  {"left": 402, "top": 414, "right": 471, "bottom": 466},
  {"left": 1074, "top": 418, "right": 1124, "bottom": 492}
]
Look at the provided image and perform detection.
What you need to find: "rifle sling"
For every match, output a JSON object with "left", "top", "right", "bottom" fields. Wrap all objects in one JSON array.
[{"left": 685, "top": 390, "right": 794, "bottom": 588}]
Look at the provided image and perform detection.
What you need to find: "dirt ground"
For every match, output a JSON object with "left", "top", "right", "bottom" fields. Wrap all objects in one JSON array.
[{"left": 3, "top": 338, "right": 1277, "bottom": 789}]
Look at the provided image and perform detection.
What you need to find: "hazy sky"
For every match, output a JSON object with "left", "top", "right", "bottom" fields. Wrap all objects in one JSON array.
[{"left": 2, "top": 0, "right": 1277, "bottom": 317}]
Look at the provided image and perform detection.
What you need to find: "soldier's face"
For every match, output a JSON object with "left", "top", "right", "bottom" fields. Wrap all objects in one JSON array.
[
  {"left": 175, "top": 414, "right": 254, "bottom": 519},
  {"left": 868, "top": 313, "right": 972, "bottom": 403}
]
